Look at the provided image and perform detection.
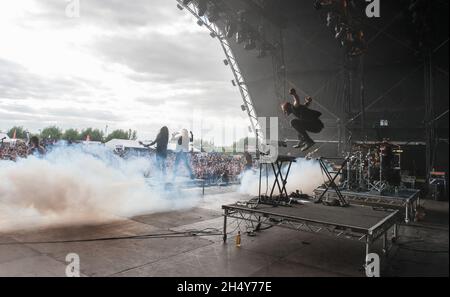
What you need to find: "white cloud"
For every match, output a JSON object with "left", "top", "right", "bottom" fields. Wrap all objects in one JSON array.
[{"left": 0, "top": 0, "right": 250, "bottom": 144}]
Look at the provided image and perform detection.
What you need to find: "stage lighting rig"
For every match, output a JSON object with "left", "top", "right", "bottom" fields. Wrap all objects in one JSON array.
[
  {"left": 236, "top": 22, "right": 249, "bottom": 44},
  {"left": 236, "top": 30, "right": 246, "bottom": 44},
  {"left": 314, "top": 0, "right": 334, "bottom": 10},
  {"left": 348, "top": 30, "right": 367, "bottom": 57},
  {"left": 235, "top": 10, "right": 251, "bottom": 45},
  {"left": 244, "top": 32, "right": 256, "bottom": 50},
  {"left": 244, "top": 39, "right": 256, "bottom": 50},
  {"left": 197, "top": 0, "right": 208, "bottom": 17},
  {"left": 225, "top": 20, "right": 237, "bottom": 39},
  {"left": 207, "top": 5, "right": 221, "bottom": 23},
  {"left": 314, "top": 0, "right": 367, "bottom": 57},
  {"left": 257, "top": 48, "right": 267, "bottom": 58},
  {"left": 326, "top": 12, "right": 337, "bottom": 27}
]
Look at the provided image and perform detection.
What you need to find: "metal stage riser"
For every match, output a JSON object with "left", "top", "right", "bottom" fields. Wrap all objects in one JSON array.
[
  {"left": 222, "top": 206, "right": 400, "bottom": 269},
  {"left": 313, "top": 189, "right": 420, "bottom": 223},
  {"left": 225, "top": 211, "right": 369, "bottom": 242}
]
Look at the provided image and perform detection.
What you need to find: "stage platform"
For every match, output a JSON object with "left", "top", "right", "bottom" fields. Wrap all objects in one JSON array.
[
  {"left": 0, "top": 187, "right": 448, "bottom": 277},
  {"left": 222, "top": 201, "right": 400, "bottom": 268},
  {"left": 313, "top": 187, "right": 421, "bottom": 223}
]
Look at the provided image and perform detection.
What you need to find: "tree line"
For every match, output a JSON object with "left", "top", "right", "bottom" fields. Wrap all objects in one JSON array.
[{"left": 4, "top": 126, "right": 138, "bottom": 142}]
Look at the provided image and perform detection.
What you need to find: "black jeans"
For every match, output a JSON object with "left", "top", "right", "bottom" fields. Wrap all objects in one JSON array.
[{"left": 290, "top": 119, "right": 323, "bottom": 142}]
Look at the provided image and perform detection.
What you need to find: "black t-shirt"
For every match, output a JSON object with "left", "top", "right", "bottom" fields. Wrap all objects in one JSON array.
[{"left": 292, "top": 104, "right": 322, "bottom": 121}]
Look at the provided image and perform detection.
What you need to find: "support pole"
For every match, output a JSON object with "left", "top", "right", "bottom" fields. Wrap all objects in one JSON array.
[
  {"left": 382, "top": 232, "right": 388, "bottom": 254},
  {"left": 359, "top": 55, "right": 366, "bottom": 139},
  {"left": 365, "top": 235, "right": 372, "bottom": 266},
  {"left": 223, "top": 210, "right": 228, "bottom": 243},
  {"left": 424, "top": 50, "right": 434, "bottom": 186}
]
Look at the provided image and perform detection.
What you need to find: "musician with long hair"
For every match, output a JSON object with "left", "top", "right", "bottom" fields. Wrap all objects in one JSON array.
[{"left": 140, "top": 126, "right": 169, "bottom": 176}]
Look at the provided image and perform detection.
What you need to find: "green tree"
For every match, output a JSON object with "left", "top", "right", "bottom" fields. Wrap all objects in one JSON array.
[
  {"left": 130, "top": 130, "right": 137, "bottom": 140},
  {"left": 105, "top": 129, "right": 131, "bottom": 142},
  {"left": 41, "top": 126, "right": 63, "bottom": 140},
  {"left": 80, "top": 128, "right": 104, "bottom": 142},
  {"left": 62, "top": 128, "right": 80, "bottom": 141},
  {"left": 7, "top": 126, "right": 27, "bottom": 139}
]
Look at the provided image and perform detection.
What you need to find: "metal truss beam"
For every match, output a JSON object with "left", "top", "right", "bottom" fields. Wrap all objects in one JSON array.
[
  {"left": 222, "top": 204, "right": 400, "bottom": 267},
  {"left": 176, "top": 0, "right": 263, "bottom": 143},
  {"left": 226, "top": 209, "right": 369, "bottom": 242},
  {"left": 313, "top": 188, "right": 420, "bottom": 223}
]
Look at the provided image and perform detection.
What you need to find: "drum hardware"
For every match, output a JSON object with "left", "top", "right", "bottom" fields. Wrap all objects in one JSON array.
[{"left": 339, "top": 141, "right": 402, "bottom": 192}]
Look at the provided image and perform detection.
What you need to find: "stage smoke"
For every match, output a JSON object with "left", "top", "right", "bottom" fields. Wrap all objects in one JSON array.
[
  {"left": 239, "top": 157, "right": 324, "bottom": 196},
  {"left": 0, "top": 144, "right": 200, "bottom": 232}
]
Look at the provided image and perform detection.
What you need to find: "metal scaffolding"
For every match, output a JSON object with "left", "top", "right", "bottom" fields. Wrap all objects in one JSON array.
[{"left": 176, "top": 0, "right": 263, "bottom": 144}]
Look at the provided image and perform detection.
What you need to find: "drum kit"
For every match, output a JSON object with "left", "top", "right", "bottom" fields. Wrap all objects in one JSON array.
[{"left": 340, "top": 140, "right": 402, "bottom": 193}]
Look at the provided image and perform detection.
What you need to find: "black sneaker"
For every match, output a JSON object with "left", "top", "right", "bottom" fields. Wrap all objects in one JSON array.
[
  {"left": 293, "top": 141, "right": 304, "bottom": 149},
  {"left": 301, "top": 141, "right": 315, "bottom": 152}
]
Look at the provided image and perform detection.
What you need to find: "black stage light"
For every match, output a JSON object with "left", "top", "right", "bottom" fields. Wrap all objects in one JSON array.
[
  {"left": 225, "top": 21, "right": 237, "bottom": 38},
  {"left": 207, "top": 6, "right": 220, "bottom": 23},
  {"left": 223, "top": 59, "right": 229, "bottom": 66},
  {"left": 335, "top": 25, "right": 344, "bottom": 39},
  {"left": 182, "top": 0, "right": 192, "bottom": 5},
  {"left": 197, "top": 0, "right": 208, "bottom": 17},
  {"left": 236, "top": 22, "right": 248, "bottom": 44},
  {"left": 314, "top": 0, "right": 333, "bottom": 10},
  {"left": 236, "top": 30, "right": 246, "bottom": 44},
  {"left": 257, "top": 48, "right": 267, "bottom": 58},
  {"left": 326, "top": 12, "right": 335, "bottom": 27},
  {"left": 313, "top": 0, "right": 322, "bottom": 10},
  {"left": 177, "top": 4, "right": 184, "bottom": 10},
  {"left": 241, "top": 105, "right": 246, "bottom": 111},
  {"left": 244, "top": 38, "right": 256, "bottom": 50}
]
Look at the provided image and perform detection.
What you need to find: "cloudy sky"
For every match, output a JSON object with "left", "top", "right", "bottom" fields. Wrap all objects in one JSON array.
[{"left": 0, "top": 0, "right": 250, "bottom": 144}]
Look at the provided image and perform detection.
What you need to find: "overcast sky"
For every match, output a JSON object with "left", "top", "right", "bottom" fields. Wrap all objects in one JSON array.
[{"left": 0, "top": 0, "right": 250, "bottom": 144}]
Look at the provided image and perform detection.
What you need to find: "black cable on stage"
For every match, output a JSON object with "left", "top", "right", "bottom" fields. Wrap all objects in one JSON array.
[
  {"left": 0, "top": 222, "right": 255, "bottom": 246},
  {"left": 0, "top": 229, "right": 224, "bottom": 246}
]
